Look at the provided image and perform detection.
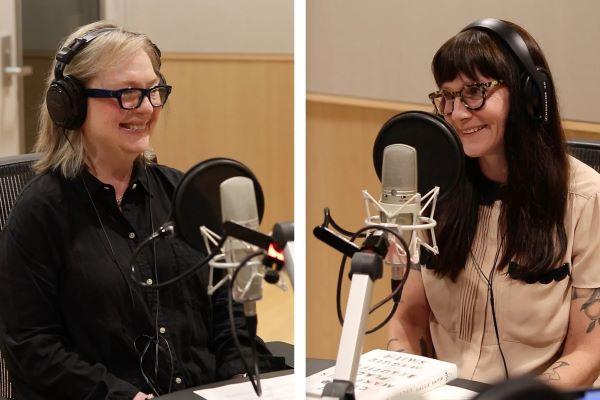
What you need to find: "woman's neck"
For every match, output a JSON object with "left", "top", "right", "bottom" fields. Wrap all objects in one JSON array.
[
  {"left": 478, "top": 154, "right": 508, "bottom": 184},
  {"left": 85, "top": 152, "right": 136, "bottom": 198}
]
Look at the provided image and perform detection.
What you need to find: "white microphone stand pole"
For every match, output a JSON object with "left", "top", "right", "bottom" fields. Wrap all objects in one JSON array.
[{"left": 321, "top": 252, "right": 383, "bottom": 400}]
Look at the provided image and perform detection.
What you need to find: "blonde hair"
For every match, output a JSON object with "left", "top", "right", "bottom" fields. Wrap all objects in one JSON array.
[{"left": 34, "top": 21, "right": 163, "bottom": 177}]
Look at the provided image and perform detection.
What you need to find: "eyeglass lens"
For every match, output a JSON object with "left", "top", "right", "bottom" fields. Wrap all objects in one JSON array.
[
  {"left": 435, "top": 85, "right": 486, "bottom": 115},
  {"left": 121, "top": 87, "right": 170, "bottom": 109}
]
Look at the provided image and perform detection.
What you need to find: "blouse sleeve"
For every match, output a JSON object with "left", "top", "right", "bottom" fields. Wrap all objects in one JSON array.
[{"left": 571, "top": 192, "right": 600, "bottom": 288}]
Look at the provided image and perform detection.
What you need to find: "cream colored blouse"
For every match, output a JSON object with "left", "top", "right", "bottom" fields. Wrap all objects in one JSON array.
[{"left": 421, "top": 156, "right": 600, "bottom": 384}]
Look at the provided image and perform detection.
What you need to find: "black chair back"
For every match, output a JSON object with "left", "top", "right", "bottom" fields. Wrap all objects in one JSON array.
[
  {"left": 0, "top": 154, "right": 39, "bottom": 230},
  {"left": 0, "top": 153, "right": 40, "bottom": 400},
  {"left": 567, "top": 139, "right": 600, "bottom": 173}
]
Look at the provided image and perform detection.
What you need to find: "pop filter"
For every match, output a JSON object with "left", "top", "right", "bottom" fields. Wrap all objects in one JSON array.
[
  {"left": 171, "top": 158, "right": 265, "bottom": 252},
  {"left": 373, "top": 111, "right": 464, "bottom": 201}
]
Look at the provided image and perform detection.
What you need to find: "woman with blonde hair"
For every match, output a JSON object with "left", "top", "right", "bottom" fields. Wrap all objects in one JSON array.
[{"left": 0, "top": 21, "right": 283, "bottom": 400}]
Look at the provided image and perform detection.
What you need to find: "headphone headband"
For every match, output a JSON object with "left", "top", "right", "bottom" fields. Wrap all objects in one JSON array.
[
  {"left": 461, "top": 18, "right": 550, "bottom": 122},
  {"left": 53, "top": 28, "right": 119, "bottom": 81}
]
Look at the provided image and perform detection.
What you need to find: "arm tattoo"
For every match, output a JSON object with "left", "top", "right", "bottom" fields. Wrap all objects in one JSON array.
[
  {"left": 386, "top": 338, "right": 405, "bottom": 352},
  {"left": 541, "top": 361, "right": 569, "bottom": 381},
  {"left": 575, "top": 288, "right": 600, "bottom": 333}
]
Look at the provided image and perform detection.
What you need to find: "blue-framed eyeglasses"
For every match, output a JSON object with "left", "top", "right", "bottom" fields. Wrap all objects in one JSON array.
[{"left": 85, "top": 84, "right": 172, "bottom": 110}]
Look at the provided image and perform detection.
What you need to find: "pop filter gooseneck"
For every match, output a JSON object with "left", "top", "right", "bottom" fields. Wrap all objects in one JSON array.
[{"left": 373, "top": 111, "right": 464, "bottom": 201}]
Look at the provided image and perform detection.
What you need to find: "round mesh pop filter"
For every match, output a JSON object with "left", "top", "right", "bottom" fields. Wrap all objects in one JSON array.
[
  {"left": 171, "top": 158, "right": 265, "bottom": 252},
  {"left": 373, "top": 111, "right": 464, "bottom": 201}
]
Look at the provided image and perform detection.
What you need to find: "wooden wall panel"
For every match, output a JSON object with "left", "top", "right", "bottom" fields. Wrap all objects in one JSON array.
[{"left": 306, "top": 94, "right": 600, "bottom": 359}]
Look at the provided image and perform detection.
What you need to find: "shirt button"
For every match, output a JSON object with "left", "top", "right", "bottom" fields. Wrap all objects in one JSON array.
[
  {"left": 159, "top": 327, "right": 166, "bottom": 334},
  {"left": 129, "top": 232, "right": 135, "bottom": 239},
  {"left": 132, "top": 183, "right": 137, "bottom": 189},
  {"left": 146, "top": 278, "right": 153, "bottom": 285},
  {"left": 175, "top": 377, "right": 182, "bottom": 384}
]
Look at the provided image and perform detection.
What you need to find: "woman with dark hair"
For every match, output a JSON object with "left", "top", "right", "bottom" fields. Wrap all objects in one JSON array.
[{"left": 388, "top": 19, "right": 600, "bottom": 388}]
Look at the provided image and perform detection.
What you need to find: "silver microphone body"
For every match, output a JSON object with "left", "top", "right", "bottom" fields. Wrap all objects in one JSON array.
[
  {"left": 380, "top": 144, "right": 421, "bottom": 277},
  {"left": 220, "top": 176, "right": 263, "bottom": 314}
]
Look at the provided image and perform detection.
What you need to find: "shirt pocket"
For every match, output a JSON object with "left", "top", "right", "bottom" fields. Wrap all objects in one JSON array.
[{"left": 498, "top": 272, "right": 570, "bottom": 344}]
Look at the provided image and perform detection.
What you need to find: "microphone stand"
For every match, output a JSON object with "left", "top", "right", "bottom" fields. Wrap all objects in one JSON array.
[
  {"left": 314, "top": 228, "right": 389, "bottom": 400},
  {"left": 321, "top": 251, "right": 384, "bottom": 400}
]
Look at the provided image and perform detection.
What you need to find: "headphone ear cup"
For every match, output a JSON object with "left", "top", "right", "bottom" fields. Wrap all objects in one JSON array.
[
  {"left": 46, "top": 75, "right": 87, "bottom": 130},
  {"left": 521, "top": 72, "right": 542, "bottom": 120}
]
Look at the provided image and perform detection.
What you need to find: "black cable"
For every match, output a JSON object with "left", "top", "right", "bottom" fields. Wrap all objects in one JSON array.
[
  {"left": 248, "top": 318, "right": 262, "bottom": 395},
  {"left": 134, "top": 334, "right": 174, "bottom": 396},
  {"left": 370, "top": 278, "right": 404, "bottom": 313},
  {"left": 470, "top": 237, "right": 509, "bottom": 379},
  {"left": 323, "top": 207, "right": 366, "bottom": 238},
  {"left": 335, "top": 224, "right": 411, "bottom": 335},
  {"left": 366, "top": 302, "right": 399, "bottom": 334},
  {"left": 129, "top": 235, "right": 226, "bottom": 289},
  {"left": 143, "top": 165, "right": 174, "bottom": 395},
  {"left": 227, "top": 250, "right": 265, "bottom": 397},
  {"left": 489, "top": 279, "right": 509, "bottom": 379}
]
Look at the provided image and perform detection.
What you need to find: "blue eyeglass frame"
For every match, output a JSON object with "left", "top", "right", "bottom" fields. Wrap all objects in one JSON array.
[{"left": 85, "top": 84, "right": 172, "bottom": 110}]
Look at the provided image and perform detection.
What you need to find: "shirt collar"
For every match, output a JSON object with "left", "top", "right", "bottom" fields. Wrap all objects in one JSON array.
[
  {"left": 77, "top": 158, "right": 152, "bottom": 196},
  {"left": 130, "top": 158, "right": 152, "bottom": 195},
  {"left": 471, "top": 165, "right": 506, "bottom": 205}
]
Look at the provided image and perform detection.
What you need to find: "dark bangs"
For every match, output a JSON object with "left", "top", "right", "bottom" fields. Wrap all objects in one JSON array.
[{"left": 432, "top": 30, "right": 513, "bottom": 86}]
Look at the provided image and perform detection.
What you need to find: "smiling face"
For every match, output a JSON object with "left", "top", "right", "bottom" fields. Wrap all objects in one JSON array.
[
  {"left": 81, "top": 49, "right": 160, "bottom": 165},
  {"left": 442, "top": 73, "right": 510, "bottom": 165}
]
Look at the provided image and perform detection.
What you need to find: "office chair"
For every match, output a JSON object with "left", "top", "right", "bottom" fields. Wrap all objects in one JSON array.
[
  {"left": 567, "top": 139, "right": 600, "bottom": 173},
  {"left": 0, "top": 153, "right": 40, "bottom": 400}
]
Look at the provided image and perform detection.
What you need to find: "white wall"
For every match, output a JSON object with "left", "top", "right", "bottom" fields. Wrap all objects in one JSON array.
[
  {"left": 102, "top": 0, "right": 293, "bottom": 54},
  {"left": 308, "top": 0, "right": 600, "bottom": 123}
]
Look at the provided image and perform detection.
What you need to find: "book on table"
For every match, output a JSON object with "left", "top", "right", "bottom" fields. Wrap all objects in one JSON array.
[{"left": 306, "top": 349, "right": 458, "bottom": 400}]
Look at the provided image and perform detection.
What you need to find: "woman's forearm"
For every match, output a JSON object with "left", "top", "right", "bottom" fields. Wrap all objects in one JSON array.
[
  {"left": 388, "top": 318, "right": 434, "bottom": 357},
  {"left": 539, "top": 350, "right": 600, "bottom": 389}
]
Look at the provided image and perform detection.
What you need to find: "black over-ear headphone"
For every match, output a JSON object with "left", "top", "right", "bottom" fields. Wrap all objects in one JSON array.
[
  {"left": 46, "top": 28, "right": 118, "bottom": 130},
  {"left": 461, "top": 18, "right": 551, "bottom": 123}
]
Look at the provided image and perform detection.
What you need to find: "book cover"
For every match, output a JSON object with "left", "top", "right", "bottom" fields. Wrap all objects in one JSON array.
[{"left": 306, "top": 349, "right": 458, "bottom": 400}]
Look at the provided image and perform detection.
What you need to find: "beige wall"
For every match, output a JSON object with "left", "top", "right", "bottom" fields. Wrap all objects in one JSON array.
[
  {"left": 101, "top": 0, "right": 293, "bottom": 54},
  {"left": 308, "top": 0, "right": 600, "bottom": 123}
]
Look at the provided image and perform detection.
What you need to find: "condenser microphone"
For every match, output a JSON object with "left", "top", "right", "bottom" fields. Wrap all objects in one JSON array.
[
  {"left": 379, "top": 144, "right": 421, "bottom": 272},
  {"left": 220, "top": 176, "right": 263, "bottom": 317},
  {"left": 380, "top": 144, "right": 418, "bottom": 223}
]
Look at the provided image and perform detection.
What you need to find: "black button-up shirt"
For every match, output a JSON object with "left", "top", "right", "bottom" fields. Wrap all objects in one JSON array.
[{"left": 0, "top": 160, "right": 284, "bottom": 399}]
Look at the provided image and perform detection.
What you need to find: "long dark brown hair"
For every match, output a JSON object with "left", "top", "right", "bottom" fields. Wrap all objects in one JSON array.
[{"left": 431, "top": 21, "right": 569, "bottom": 281}]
